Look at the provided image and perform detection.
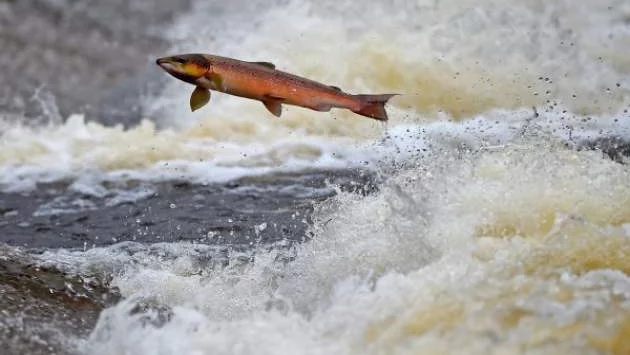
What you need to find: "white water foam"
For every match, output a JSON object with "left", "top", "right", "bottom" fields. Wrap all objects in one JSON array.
[{"left": 34, "top": 125, "right": 630, "bottom": 354}]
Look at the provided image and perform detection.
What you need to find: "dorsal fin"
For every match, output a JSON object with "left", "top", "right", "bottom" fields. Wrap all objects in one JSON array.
[
  {"left": 329, "top": 85, "right": 342, "bottom": 91},
  {"left": 249, "top": 61, "right": 276, "bottom": 70}
]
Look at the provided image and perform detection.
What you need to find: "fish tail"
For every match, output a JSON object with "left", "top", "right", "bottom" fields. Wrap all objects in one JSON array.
[{"left": 351, "top": 94, "right": 398, "bottom": 121}]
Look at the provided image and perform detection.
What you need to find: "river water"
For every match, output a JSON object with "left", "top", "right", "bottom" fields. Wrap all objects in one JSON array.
[{"left": 1, "top": 0, "right": 630, "bottom": 354}]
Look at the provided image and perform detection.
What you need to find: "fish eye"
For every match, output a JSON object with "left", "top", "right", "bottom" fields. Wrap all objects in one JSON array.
[{"left": 174, "top": 57, "right": 187, "bottom": 64}]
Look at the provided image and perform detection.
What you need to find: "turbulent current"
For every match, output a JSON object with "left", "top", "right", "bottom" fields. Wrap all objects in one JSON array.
[{"left": 1, "top": 0, "right": 630, "bottom": 354}]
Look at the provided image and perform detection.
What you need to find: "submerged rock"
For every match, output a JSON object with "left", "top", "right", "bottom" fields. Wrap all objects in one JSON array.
[{"left": 0, "top": 244, "right": 120, "bottom": 355}]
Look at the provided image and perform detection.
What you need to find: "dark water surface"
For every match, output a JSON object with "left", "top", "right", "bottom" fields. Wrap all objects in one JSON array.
[
  {"left": 0, "top": 170, "right": 377, "bottom": 250},
  {"left": 0, "top": 168, "right": 377, "bottom": 355}
]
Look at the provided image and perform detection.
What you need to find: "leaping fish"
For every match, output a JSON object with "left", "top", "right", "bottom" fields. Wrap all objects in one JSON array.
[{"left": 156, "top": 53, "right": 398, "bottom": 121}]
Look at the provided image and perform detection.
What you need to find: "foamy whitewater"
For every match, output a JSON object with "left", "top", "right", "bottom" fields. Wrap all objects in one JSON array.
[{"left": 4, "top": 0, "right": 630, "bottom": 353}]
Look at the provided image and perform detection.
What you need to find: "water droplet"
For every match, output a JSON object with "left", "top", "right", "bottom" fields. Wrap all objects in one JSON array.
[{"left": 255, "top": 222, "right": 268, "bottom": 233}]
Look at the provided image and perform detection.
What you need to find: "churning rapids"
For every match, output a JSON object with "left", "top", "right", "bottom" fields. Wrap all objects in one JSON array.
[{"left": 1, "top": 0, "right": 630, "bottom": 354}]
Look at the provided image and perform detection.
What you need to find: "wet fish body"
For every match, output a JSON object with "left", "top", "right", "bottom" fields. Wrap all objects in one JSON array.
[{"left": 156, "top": 53, "right": 397, "bottom": 121}]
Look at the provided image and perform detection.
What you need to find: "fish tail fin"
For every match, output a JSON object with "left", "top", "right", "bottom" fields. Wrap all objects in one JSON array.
[{"left": 351, "top": 94, "right": 398, "bottom": 121}]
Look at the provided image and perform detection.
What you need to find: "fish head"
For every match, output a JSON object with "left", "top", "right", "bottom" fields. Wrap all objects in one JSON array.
[{"left": 156, "top": 54, "right": 210, "bottom": 85}]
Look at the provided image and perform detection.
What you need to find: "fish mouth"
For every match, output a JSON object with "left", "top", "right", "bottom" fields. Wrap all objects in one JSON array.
[
  {"left": 156, "top": 56, "right": 200, "bottom": 84},
  {"left": 156, "top": 57, "right": 178, "bottom": 72}
]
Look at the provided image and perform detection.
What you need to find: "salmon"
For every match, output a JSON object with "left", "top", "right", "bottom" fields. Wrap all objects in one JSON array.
[{"left": 156, "top": 53, "right": 398, "bottom": 121}]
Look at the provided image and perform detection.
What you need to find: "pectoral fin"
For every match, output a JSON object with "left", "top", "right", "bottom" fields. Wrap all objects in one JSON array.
[
  {"left": 190, "top": 86, "right": 211, "bottom": 112},
  {"left": 249, "top": 61, "right": 276, "bottom": 70},
  {"left": 207, "top": 73, "right": 225, "bottom": 91},
  {"left": 262, "top": 95, "right": 284, "bottom": 117}
]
